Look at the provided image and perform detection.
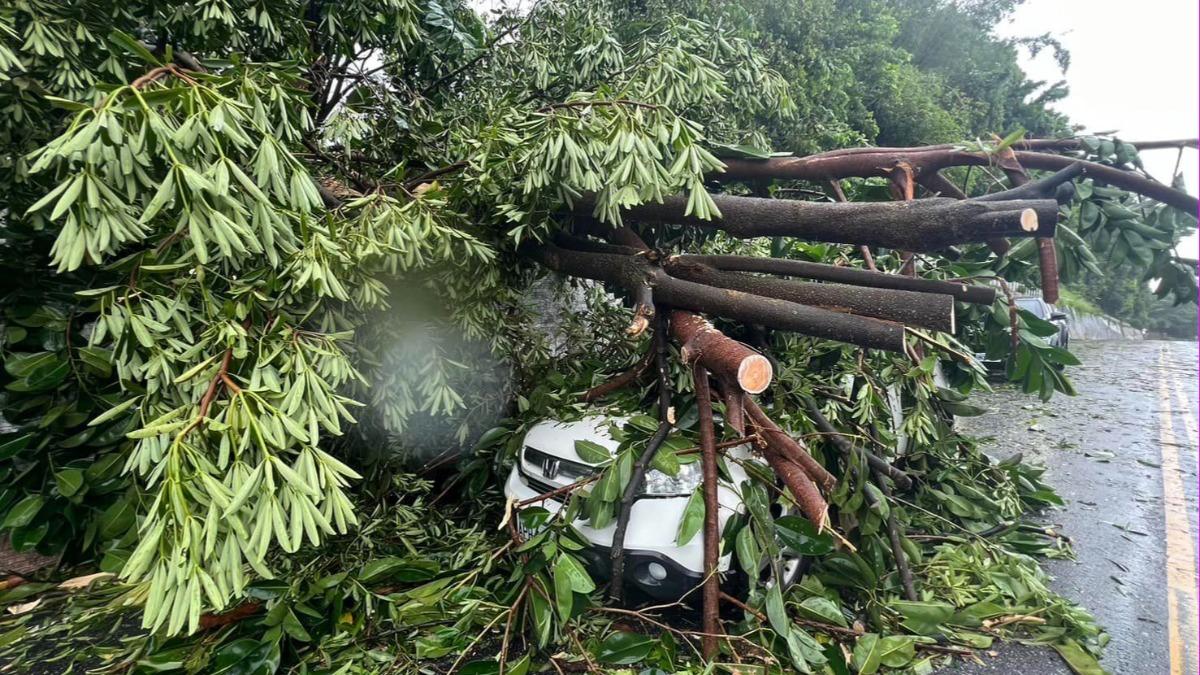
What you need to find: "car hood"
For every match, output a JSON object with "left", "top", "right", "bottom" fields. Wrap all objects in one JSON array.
[{"left": 523, "top": 415, "right": 626, "bottom": 465}]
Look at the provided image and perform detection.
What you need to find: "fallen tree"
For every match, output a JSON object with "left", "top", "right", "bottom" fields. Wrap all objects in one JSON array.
[{"left": 0, "top": 1, "right": 1196, "bottom": 673}]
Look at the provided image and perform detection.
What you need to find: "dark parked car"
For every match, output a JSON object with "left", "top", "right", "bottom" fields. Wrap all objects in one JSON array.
[
  {"left": 1015, "top": 297, "right": 1070, "bottom": 348},
  {"left": 974, "top": 297, "right": 1070, "bottom": 373}
]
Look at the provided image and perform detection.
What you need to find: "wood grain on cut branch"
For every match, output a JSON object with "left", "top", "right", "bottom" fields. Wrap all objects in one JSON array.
[
  {"left": 665, "top": 256, "right": 956, "bottom": 333},
  {"left": 599, "top": 193, "right": 1058, "bottom": 252},
  {"left": 675, "top": 254, "right": 996, "bottom": 305},
  {"left": 671, "top": 311, "right": 772, "bottom": 394},
  {"left": 530, "top": 244, "right": 908, "bottom": 352}
]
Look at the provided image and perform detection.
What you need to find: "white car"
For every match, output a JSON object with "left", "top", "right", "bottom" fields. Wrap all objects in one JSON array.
[{"left": 503, "top": 416, "right": 803, "bottom": 600}]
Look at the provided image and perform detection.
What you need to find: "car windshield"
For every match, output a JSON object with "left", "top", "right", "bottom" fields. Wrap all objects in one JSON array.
[{"left": 1016, "top": 297, "right": 1045, "bottom": 318}]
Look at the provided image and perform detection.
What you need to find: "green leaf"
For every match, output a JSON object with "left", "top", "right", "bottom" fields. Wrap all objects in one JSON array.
[
  {"left": 851, "top": 633, "right": 882, "bottom": 674},
  {"left": 0, "top": 434, "right": 33, "bottom": 461},
  {"left": 1052, "top": 639, "right": 1106, "bottom": 675},
  {"left": 359, "top": 557, "right": 438, "bottom": 583},
  {"left": 529, "top": 587, "right": 552, "bottom": 648},
  {"left": 281, "top": 609, "right": 312, "bottom": 642},
  {"left": 889, "top": 600, "right": 954, "bottom": 635},
  {"left": 776, "top": 516, "right": 834, "bottom": 555},
  {"left": 766, "top": 583, "right": 789, "bottom": 635},
  {"left": 735, "top": 524, "right": 760, "bottom": 574},
  {"left": 650, "top": 447, "right": 679, "bottom": 477},
  {"left": 552, "top": 555, "right": 574, "bottom": 622},
  {"left": 211, "top": 637, "right": 281, "bottom": 675},
  {"left": 88, "top": 397, "right": 140, "bottom": 427},
  {"left": 675, "top": 487, "right": 704, "bottom": 545},
  {"left": 798, "top": 596, "right": 847, "bottom": 627},
  {"left": 994, "top": 127, "right": 1026, "bottom": 152},
  {"left": 460, "top": 661, "right": 500, "bottom": 675},
  {"left": 877, "top": 635, "right": 917, "bottom": 668},
  {"left": 554, "top": 553, "right": 595, "bottom": 594},
  {"left": 55, "top": 469, "right": 84, "bottom": 497},
  {"left": 574, "top": 439, "right": 611, "bottom": 463},
  {"left": 595, "top": 631, "right": 654, "bottom": 665},
  {"left": 98, "top": 499, "right": 135, "bottom": 538},
  {"left": 2, "top": 496, "right": 43, "bottom": 529},
  {"left": 107, "top": 30, "right": 162, "bottom": 65}
]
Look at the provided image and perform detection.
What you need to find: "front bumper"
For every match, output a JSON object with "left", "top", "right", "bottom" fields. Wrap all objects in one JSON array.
[{"left": 503, "top": 468, "right": 735, "bottom": 601}]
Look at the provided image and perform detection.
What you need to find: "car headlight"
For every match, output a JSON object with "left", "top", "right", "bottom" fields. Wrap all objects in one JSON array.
[{"left": 640, "top": 462, "right": 702, "bottom": 496}]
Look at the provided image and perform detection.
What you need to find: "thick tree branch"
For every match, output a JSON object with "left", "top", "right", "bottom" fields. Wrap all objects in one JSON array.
[
  {"left": 671, "top": 311, "right": 773, "bottom": 394},
  {"left": 592, "top": 193, "right": 1057, "bottom": 252},
  {"left": 531, "top": 244, "right": 908, "bottom": 352},
  {"left": 673, "top": 255, "right": 996, "bottom": 305},
  {"left": 717, "top": 147, "right": 1198, "bottom": 213},
  {"left": 663, "top": 257, "right": 956, "bottom": 333},
  {"left": 744, "top": 400, "right": 836, "bottom": 493}
]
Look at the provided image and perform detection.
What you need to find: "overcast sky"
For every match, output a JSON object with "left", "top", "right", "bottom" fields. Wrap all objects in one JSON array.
[{"left": 998, "top": 0, "right": 1199, "bottom": 256}]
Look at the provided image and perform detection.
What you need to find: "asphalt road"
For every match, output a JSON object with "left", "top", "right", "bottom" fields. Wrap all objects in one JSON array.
[{"left": 946, "top": 340, "right": 1198, "bottom": 675}]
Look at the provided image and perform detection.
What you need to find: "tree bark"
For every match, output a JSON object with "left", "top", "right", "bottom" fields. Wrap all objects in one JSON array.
[
  {"left": 758, "top": 440, "right": 828, "bottom": 527},
  {"left": 717, "top": 147, "right": 1198, "bottom": 214},
  {"left": 609, "top": 313, "right": 672, "bottom": 604},
  {"left": 916, "top": 172, "right": 1011, "bottom": 256},
  {"left": 988, "top": 151, "right": 1063, "bottom": 305},
  {"left": 663, "top": 257, "right": 956, "bottom": 333},
  {"left": 693, "top": 363, "right": 722, "bottom": 659},
  {"left": 531, "top": 244, "right": 909, "bottom": 352},
  {"left": 599, "top": 192, "right": 1058, "bottom": 252},
  {"left": 674, "top": 254, "right": 996, "bottom": 305},
  {"left": 744, "top": 399, "right": 835, "bottom": 493}
]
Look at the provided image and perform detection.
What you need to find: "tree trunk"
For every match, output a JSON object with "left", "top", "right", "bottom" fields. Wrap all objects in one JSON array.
[
  {"left": 598, "top": 193, "right": 1058, "bottom": 252},
  {"left": 674, "top": 254, "right": 996, "bottom": 305},
  {"left": 664, "top": 257, "right": 956, "bottom": 333},
  {"left": 530, "top": 244, "right": 909, "bottom": 352}
]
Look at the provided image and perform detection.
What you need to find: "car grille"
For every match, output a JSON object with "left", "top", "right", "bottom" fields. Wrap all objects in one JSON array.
[
  {"left": 522, "top": 446, "right": 595, "bottom": 483},
  {"left": 524, "top": 475, "right": 558, "bottom": 496}
]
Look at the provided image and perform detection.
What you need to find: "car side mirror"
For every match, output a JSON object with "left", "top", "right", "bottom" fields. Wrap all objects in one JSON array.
[{"left": 1050, "top": 311, "right": 1067, "bottom": 321}]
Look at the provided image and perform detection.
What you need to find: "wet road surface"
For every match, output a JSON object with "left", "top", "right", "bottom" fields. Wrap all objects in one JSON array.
[{"left": 945, "top": 340, "right": 1198, "bottom": 674}]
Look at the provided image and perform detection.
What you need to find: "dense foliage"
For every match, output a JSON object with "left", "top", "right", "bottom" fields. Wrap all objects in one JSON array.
[{"left": 0, "top": 0, "right": 1193, "bottom": 673}]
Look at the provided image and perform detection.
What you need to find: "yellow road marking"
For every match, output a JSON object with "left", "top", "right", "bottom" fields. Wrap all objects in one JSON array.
[
  {"left": 1157, "top": 347, "right": 1197, "bottom": 675},
  {"left": 1170, "top": 373, "right": 1198, "bottom": 466}
]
